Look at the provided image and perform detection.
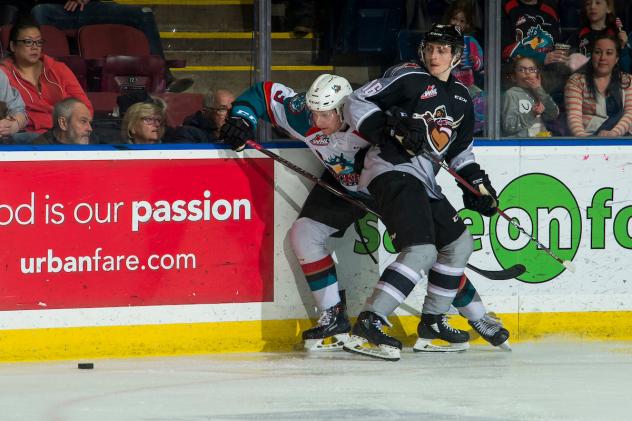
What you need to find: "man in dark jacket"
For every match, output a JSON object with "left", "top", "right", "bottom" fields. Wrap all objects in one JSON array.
[
  {"left": 34, "top": 97, "right": 92, "bottom": 145},
  {"left": 169, "top": 89, "right": 234, "bottom": 143}
]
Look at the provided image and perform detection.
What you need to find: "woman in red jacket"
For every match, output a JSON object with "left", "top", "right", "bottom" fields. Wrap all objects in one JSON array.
[{"left": 1, "top": 20, "right": 93, "bottom": 137}]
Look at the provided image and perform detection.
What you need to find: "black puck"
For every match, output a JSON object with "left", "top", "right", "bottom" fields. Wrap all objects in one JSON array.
[{"left": 78, "top": 362, "right": 94, "bottom": 369}]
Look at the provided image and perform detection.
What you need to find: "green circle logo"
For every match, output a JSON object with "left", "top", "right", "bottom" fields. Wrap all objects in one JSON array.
[{"left": 490, "top": 173, "right": 581, "bottom": 283}]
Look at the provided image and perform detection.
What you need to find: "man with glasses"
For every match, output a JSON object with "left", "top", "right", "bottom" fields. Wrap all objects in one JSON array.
[{"left": 171, "top": 89, "right": 235, "bottom": 143}]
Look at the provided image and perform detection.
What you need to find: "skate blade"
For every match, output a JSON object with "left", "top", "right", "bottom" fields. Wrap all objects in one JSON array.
[
  {"left": 413, "top": 338, "right": 469, "bottom": 353},
  {"left": 497, "top": 339, "right": 512, "bottom": 352},
  {"left": 342, "top": 335, "right": 400, "bottom": 361},
  {"left": 304, "top": 333, "right": 350, "bottom": 352}
]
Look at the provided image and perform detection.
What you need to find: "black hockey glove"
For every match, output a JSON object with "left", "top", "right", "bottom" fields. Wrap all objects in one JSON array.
[
  {"left": 385, "top": 106, "right": 428, "bottom": 155},
  {"left": 220, "top": 116, "right": 254, "bottom": 151},
  {"left": 456, "top": 163, "right": 498, "bottom": 217}
]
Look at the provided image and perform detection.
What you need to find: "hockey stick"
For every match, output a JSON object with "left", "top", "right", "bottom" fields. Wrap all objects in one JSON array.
[
  {"left": 245, "top": 140, "right": 379, "bottom": 217},
  {"left": 422, "top": 151, "right": 576, "bottom": 273},
  {"left": 244, "top": 140, "right": 525, "bottom": 280}
]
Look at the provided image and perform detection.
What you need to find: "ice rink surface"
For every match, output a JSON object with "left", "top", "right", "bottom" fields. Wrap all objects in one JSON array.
[{"left": 1, "top": 341, "right": 631, "bottom": 421}]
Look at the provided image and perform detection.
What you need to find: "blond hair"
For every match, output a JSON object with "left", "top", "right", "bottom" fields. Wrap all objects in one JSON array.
[{"left": 121, "top": 97, "right": 167, "bottom": 143}]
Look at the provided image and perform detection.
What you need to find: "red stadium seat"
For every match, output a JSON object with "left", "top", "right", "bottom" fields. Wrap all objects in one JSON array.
[
  {"left": 78, "top": 24, "right": 168, "bottom": 93},
  {"left": 157, "top": 92, "right": 205, "bottom": 127}
]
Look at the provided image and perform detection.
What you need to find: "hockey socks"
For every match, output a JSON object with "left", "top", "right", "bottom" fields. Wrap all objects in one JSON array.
[
  {"left": 300, "top": 255, "right": 341, "bottom": 311},
  {"left": 363, "top": 261, "right": 423, "bottom": 317},
  {"left": 454, "top": 276, "right": 511, "bottom": 351},
  {"left": 423, "top": 263, "right": 462, "bottom": 314},
  {"left": 453, "top": 275, "right": 486, "bottom": 322}
]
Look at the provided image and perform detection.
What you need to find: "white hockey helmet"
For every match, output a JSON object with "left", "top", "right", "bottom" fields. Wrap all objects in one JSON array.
[{"left": 306, "top": 74, "right": 353, "bottom": 116}]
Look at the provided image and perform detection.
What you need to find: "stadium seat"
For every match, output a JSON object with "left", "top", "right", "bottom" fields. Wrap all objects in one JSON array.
[
  {"left": 396, "top": 29, "right": 423, "bottom": 62},
  {"left": 334, "top": 0, "right": 404, "bottom": 64},
  {"left": 78, "top": 24, "right": 177, "bottom": 93},
  {"left": 157, "top": 92, "right": 204, "bottom": 127}
]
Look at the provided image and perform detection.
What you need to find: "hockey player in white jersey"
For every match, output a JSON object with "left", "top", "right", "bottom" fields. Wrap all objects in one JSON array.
[
  {"left": 221, "top": 74, "right": 369, "bottom": 351},
  {"left": 221, "top": 73, "right": 510, "bottom": 358}
]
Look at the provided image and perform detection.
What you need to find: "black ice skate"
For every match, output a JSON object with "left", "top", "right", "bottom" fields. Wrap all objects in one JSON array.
[
  {"left": 469, "top": 313, "right": 511, "bottom": 351},
  {"left": 413, "top": 313, "right": 470, "bottom": 352},
  {"left": 302, "top": 301, "right": 351, "bottom": 351},
  {"left": 343, "top": 311, "right": 402, "bottom": 361}
]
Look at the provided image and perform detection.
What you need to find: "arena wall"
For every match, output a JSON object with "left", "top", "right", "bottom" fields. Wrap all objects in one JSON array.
[{"left": 1, "top": 141, "right": 631, "bottom": 361}]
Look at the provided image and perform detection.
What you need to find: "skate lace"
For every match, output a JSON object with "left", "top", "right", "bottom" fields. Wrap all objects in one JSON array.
[
  {"left": 371, "top": 319, "right": 389, "bottom": 337},
  {"left": 316, "top": 307, "right": 335, "bottom": 327},
  {"left": 472, "top": 315, "right": 501, "bottom": 336},
  {"left": 441, "top": 315, "right": 462, "bottom": 333}
]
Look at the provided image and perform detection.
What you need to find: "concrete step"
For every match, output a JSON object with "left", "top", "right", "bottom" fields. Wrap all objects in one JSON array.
[
  {"left": 171, "top": 67, "right": 334, "bottom": 96},
  {"left": 148, "top": 3, "right": 253, "bottom": 32},
  {"left": 166, "top": 50, "right": 317, "bottom": 66},
  {"left": 170, "top": 64, "right": 378, "bottom": 99},
  {"left": 161, "top": 32, "right": 316, "bottom": 52}
]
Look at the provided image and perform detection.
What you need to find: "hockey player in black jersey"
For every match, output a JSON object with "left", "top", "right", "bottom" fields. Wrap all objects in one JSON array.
[
  {"left": 342, "top": 24, "right": 508, "bottom": 360},
  {"left": 222, "top": 70, "right": 509, "bottom": 360}
]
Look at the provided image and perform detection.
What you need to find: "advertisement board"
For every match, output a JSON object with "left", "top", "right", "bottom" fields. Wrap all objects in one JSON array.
[{"left": 0, "top": 157, "right": 274, "bottom": 311}]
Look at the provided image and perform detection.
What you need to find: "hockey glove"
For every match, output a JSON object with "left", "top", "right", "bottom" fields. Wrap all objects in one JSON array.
[
  {"left": 220, "top": 116, "right": 254, "bottom": 151},
  {"left": 456, "top": 163, "right": 498, "bottom": 217},
  {"left": 385, "top": 106, "right": 427, "bottom": 155}
]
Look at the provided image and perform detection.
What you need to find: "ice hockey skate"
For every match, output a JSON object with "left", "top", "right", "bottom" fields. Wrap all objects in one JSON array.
[
  {"left": 302, "top": 301, "right": 351, "bottom": 351},
  {"left": 413, "top": 313, "right": 470, "bottom": 352},
  {"left": 343, "top": 311, "right": 402, "bottom": 361},
  {"left": 468, "top": 313, "right": 511, "bottom": 351}
]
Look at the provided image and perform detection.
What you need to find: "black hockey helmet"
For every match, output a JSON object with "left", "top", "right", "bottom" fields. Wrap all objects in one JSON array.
[
  {"left": 422, "top": 23, "right": 465, "bottom": 50},
  {"left": 418, "top": 24, "right": 465, "bottom": 70},
  {"left": 421, "top": 23, "right": 465, "bottom": 49}
]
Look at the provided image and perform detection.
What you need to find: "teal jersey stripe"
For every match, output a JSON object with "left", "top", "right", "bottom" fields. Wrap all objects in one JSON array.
[{"left": 307, "top": 273, "right": 338, "bottom": 292}]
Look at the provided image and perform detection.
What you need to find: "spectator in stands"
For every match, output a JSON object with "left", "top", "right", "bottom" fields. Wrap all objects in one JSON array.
[
  {"left": 0, "top": 69, "right": 28, "bottom": 143},
  {"left": 0, "top": 20, "right": 92, "bottom": 139},
  {"left": 502, "top": 0, "right": 572, "bottom": 94},
  {"left": 167, "top": 89, "right": 234, "bottom": 143},
  {"left": 203, "top": 89, "right": 234, "bottom": 139},
  {"left": 33, "top": 97, "right": 92, "bottom": 144},
  {"left": 567, "top": 0, "right": 631, "bottom": 73},
  {"left": 443, "top": 0, "right": 485, "bottom": 134},
  {"left": 565, "top": 34, "right": 632, "bottom": 136},
  {"left": 444, "top": 0, "right": 484, "bottom": 89},
  {"left": 30, "top": 0, "right": 193, "bottom": 93},
  {"left": 502, "top": 56, "right": 560, "bottom": 136},
  {"left": 121, "top": 97, "right": 166, "bottom": 144}
]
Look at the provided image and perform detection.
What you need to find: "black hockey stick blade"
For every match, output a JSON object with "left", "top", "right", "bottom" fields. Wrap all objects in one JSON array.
[{"left": 465, "top": 263, "right": 526, "bottom": 280}]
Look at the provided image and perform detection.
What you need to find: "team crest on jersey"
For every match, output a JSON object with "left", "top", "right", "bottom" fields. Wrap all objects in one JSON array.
[
  {"left": 413, "top": 105, "right": 456, "bottom": 154},
  {"left": 288, "top": 94, "right": 306, "bottom": 114},
  {"left": 325, "top": 154, "right": 359, "bottom": 186},
  {"left": 309, "top": 133, "right": 330, "bottom": 146},
  {"left": 420, "top": 84, "right": 438, "bottom": 100}
]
